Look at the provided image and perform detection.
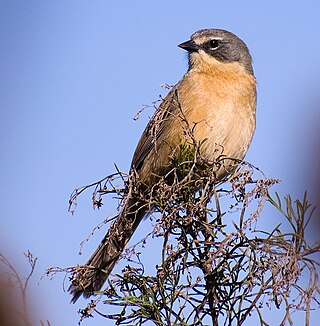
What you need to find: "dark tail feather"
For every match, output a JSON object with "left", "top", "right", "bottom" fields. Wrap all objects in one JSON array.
[{"left": 69, "top": 197, "right": 146, "bottom": 303}]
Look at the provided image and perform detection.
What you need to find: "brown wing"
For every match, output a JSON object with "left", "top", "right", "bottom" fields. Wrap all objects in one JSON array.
[{"left": 131, "top": 86, "right": 181, "bottom": 171}]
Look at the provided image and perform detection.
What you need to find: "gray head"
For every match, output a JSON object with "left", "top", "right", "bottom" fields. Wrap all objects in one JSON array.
[{"left": 179, "top": 29, "right": 254, "bottom": 75}]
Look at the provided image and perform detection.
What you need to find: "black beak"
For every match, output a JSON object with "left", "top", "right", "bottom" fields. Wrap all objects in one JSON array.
[{"left": 178, "top": 40, "right": 199, "bottom": 52}]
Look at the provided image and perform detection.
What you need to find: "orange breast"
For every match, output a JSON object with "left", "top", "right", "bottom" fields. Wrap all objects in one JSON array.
[{"left": 138, "top": 62, "right": 256, "bottom": 185}]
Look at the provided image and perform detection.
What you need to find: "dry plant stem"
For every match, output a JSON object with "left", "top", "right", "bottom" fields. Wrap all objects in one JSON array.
[
  {"left": 239, "top": 276, "right": 273, "bottom": 325},
  {"left": 0, "top": 251, "right": 38, "bottom": 326},
  {"left": 68, "top": 171, "right": 127, "bottom": 214}
]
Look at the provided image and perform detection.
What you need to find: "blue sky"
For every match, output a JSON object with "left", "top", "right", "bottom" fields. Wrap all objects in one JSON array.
[{"left": 1, "top": 1, "right": 320, "bottom": 325}]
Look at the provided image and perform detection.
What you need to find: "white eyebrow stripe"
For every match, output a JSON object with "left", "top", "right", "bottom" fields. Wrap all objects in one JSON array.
[{"left": 194, "top": 36, "right": 224, "bottom": 44}]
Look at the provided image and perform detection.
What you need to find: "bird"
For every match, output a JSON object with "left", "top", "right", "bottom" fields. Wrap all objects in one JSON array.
[{"left": 69, "top": 28, "right": 257, "bottom": 303}]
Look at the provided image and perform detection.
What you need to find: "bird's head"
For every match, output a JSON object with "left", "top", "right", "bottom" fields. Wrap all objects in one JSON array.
[{"left": 179, "top": 29, "right": 254, "bottom": 76}]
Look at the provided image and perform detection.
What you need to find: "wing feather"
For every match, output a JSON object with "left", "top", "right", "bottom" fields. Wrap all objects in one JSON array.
[{"left": 131, "top": 87, "right": 181, "bottom": 171}]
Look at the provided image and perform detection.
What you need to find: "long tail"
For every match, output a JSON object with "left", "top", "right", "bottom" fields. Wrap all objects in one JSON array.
[{"left": 69, "top": 197, "right": 146, "bottom": 303}]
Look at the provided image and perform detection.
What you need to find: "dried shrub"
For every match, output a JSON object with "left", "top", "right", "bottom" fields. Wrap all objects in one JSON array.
[{"left": 48, "top": 137, "right": 320, "bottom": 325}]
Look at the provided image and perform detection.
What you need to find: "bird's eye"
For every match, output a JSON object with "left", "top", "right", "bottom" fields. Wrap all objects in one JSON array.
[{"left": 209, "top": 39, "right": 220, "bottom": 50}]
